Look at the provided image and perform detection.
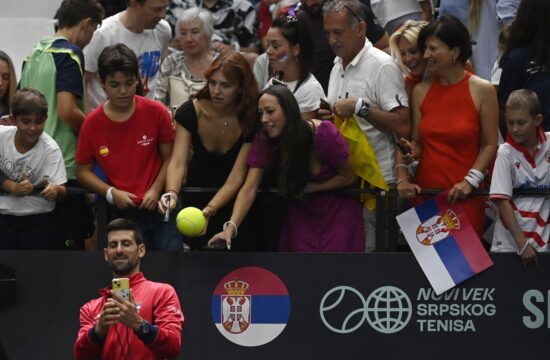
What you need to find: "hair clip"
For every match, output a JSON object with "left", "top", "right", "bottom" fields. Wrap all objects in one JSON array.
[{"left": 284, "top": 14, "right": 298, "bottom": 23}]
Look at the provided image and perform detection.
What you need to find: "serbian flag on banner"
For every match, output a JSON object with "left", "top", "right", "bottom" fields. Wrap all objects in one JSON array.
[{"left": 396, "top": 192, "right": 493, "bottom": 295}]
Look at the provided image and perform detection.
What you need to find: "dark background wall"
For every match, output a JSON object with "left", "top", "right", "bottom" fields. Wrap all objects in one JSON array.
[{"left": 0, "top": 251, "right": 548, "bottom": 359}]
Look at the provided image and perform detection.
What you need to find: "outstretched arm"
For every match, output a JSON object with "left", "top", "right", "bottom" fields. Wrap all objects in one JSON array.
[
  {"left": 202, "top": 144, "right": 251, "bottom": 229},
  {"left": 208, "top": 167, "right": 264, "bottom": 249}
]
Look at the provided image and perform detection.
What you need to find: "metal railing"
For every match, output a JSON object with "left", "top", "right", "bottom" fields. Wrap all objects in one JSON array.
[
  {"left": 7, "top": 185, "right": 548, "bottom": 251},
  {"left": 95, "top": 186, "right": 550, "bottom": 251}
]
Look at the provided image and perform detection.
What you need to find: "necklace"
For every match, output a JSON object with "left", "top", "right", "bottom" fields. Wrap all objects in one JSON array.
[{"left": 222, "top": 119, "right": 229, "bottom": 134}]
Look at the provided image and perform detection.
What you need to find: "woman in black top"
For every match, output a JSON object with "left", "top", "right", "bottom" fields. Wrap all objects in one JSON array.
[{"left": 159, "top": 52, "right": 259, "bottom": 250}]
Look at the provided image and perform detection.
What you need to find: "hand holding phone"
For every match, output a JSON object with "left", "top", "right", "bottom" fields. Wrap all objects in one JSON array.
[
  {"left": 393, "top": 133, "right": 411, "bottom": 155},
  {"left": 318, "top": 98, "right": 334, "bottom": 121},
  {"left": 163, "top": 195, "right": 171, "bottom": 222},
  {"left": 207, "top": 237, "right": 228, "bottom": 250},
  {"left": 319, "top": 98, "right": 332, "bottom": 113}
]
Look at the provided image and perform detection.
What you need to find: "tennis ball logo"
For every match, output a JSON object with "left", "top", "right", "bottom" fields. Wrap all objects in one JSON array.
[{"left": 176, "top": 207, "right": 205, "bottom": 237}]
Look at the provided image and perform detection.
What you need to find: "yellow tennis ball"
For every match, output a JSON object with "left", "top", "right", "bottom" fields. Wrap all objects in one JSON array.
[{"left": 176, "top": 207, "right": 205, "bottom": 237}]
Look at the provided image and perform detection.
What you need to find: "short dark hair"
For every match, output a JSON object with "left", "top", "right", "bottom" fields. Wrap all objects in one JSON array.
[
  {"left": 11, "top": 88, "right": 48, "bottom": 119},
  {"left": 106, "top": 218, "right": 144, "bottom": 244},
  {"left": 98, "top": 44, "right": 144, "bottom": 95},
  {"left": 418, "top": 15, "right": 472, "bottom": 64},
  {"left": 506, "top": 89, "right": 542, "bottom": 118},
  {"left": 55, "top": 0, "right": 104, "bottom": 28}
]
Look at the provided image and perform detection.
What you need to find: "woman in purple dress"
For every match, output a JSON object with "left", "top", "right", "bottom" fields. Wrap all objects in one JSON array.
[{"left": 208, "top": 85, "right": 364, "bottom": 252}]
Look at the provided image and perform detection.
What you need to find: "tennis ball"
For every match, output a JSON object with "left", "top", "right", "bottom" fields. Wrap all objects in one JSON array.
[{"left": 176, "top": 207, "right": 205, "bottom": 237}]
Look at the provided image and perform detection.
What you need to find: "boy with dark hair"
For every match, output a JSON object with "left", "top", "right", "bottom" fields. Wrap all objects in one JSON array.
[
  {"left": 490, "top": 89, "right": 550, "bottom": 266},
  {"left": 20, "top": 0, "right": 104, "bottom": 177},
  {"left": 0, "top": 89, "right": 67, "bottom": 250},
  {"left": 84, "top": 0, "right": 171, "bottom": 109},
  {"left": 19, "top": 0, "right": 105, "bottom": 249},
  {"left": 76, "top": 44, "right": 179, "bottom": 251}
]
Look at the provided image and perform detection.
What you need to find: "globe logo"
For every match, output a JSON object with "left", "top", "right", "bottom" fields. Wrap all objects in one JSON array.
[
  {"left": 319, "top": 285, "right": 412, "bottom": 334},
  {"left": 365, "top": 286, "right": 412, "bottom": 334}
]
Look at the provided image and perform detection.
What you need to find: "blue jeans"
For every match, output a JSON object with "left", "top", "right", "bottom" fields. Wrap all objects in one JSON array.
[{"left": 108, "top": 206, "right": 183, "bottom": 251}]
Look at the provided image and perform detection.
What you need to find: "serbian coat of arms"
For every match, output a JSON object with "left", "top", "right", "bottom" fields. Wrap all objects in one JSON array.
[
  {"left": 221, "top": 279, "right": 251, "bottom": 333},
  {"left": 416, "top": 209, "right": 461, "bottom": 245}
]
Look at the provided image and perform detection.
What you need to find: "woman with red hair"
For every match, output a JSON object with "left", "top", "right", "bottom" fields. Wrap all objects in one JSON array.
[{"left": 159, "top": 52, "right": 260, "bottom": 250}]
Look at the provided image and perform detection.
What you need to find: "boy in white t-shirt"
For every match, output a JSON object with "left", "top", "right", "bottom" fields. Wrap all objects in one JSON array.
[
  {"left": 489, "top": 89, "right": 550, "bottom": 267},
  {"left": 0, "top": 88, "right": 67, "bottom": 249}
]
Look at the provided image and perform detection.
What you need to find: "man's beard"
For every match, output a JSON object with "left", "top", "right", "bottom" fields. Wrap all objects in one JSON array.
[{"left": 110, "top": 256, "right": 138, "bottom": 276}]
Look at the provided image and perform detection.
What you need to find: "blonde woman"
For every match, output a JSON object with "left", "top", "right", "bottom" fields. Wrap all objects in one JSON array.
[{"left": 389, "top": 20, "right": 429, "bottom": 99}]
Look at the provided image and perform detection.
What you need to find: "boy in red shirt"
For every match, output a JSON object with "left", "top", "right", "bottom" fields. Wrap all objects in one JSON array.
[{"left": 76, "top": 44, "right": 180, "bottom": 250}]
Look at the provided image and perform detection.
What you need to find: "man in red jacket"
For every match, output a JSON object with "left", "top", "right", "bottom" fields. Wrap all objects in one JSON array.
[{"left": 74, "top": 218, "right": 184, "bottom": 359}]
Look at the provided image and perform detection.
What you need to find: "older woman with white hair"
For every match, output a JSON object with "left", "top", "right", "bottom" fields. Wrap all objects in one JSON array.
[{"left": 155, "top": 7, "right": 219, "bottom": 109}]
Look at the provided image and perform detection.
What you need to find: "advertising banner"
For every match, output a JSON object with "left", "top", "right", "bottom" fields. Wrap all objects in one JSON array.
[{"left": 0, "top": 252, "right": 547, "bottom": 359}]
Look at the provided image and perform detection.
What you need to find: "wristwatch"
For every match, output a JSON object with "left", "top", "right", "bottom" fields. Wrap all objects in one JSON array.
[
  {"left": 356, "top": 98, "right": 370, "bottom": 119},
  {"left": 134, "top": 319, "right": 158, "bottom": 343},
  {"left": 136, "top": 320, "right": 152, "bottom": 335}
]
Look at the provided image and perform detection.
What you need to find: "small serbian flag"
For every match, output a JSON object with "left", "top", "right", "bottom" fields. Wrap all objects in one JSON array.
[{"left": 396, "top": 192, "right": 493, "bottom": 295}]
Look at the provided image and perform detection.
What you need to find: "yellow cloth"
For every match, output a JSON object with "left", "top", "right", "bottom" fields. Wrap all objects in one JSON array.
[{"left": 334, "top": 115, "right": 389, "bottom": 210}]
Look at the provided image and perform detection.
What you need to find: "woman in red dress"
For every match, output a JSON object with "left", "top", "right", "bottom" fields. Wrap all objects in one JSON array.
[{"left": 395, "top": 15, "right": 498, "bottom": 236}]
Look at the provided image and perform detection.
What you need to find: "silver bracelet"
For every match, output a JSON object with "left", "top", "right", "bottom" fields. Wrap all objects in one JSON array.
[
  {"left": 223, "top": 221, "right": 238, "bottom": 239},
  {"left": 106, "top": 187, "right": 115, "bottom": 205},
  {"left": 468, "top": 168, "right": 484, "bottom": 182},
  {"left": 464, "top": 175, "right": 480, "bottom": 189},
  {"left": 395, "top": 164, "right": 411, "bottom": 176},
  {"left": 517, "top": 241, "right": 530, "bottom": 256}
]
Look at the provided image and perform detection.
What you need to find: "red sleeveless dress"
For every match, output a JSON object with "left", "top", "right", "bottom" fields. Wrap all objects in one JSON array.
[{"left": 413, "top": 72, "right": 486, "bottom": 236}]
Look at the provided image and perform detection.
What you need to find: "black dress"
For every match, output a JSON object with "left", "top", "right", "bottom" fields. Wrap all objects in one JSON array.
[{"left": 174, "top": 100, "right": 256, "bottom": 250}]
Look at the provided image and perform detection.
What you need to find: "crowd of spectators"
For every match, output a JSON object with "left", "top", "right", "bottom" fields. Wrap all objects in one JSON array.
[{"left": 0, "top": 0, "right": 549, "bottom": 260}]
